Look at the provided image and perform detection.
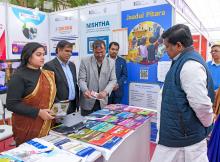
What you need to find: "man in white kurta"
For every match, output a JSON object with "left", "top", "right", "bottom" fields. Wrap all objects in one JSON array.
[{"left": 151, "top": 24, "right": 214, "bottom": 162}]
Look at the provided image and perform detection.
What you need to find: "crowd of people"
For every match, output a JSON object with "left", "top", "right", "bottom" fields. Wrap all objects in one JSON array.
[{"left": 5, "top": 24, "right": 220, "bottom": 162}]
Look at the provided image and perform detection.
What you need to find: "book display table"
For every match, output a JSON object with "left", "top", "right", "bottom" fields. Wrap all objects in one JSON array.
[{"left": 1, "top": 104, "right": 155, "bottom": 162}]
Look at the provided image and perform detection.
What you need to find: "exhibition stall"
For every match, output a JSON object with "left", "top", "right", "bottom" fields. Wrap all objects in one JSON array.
[{"left": 0, "top": 0, "right": 212, "bottom": 161}]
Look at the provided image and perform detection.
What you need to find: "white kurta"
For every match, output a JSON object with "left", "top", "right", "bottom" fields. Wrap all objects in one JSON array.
[{"left": 151, "top": 139, "right": 208, "bottom": 162}]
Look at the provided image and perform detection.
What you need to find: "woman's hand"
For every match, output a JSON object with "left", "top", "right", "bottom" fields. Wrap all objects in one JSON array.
[{"left": 38, "top": 109, "right": 55, "bottom": 120}]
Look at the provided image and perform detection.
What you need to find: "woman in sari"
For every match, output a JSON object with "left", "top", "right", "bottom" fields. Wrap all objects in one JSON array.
[
  {"left": 208, "top": 87, "right": 220, "bottom": 162},
  {"left": 6, "top": 42, "right": 56, "bottom": 146}
]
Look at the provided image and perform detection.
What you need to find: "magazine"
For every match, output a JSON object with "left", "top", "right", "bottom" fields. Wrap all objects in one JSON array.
[
  {"left": 123, "top": 106, "right": 142, "bottom": 113},
  {"left": 88, "top": 133, "right": 114, "bottom": 146},
  {"left": 106, "top": 125, "right": 131, "bottom": 137},
  {"left": 68, "top": 128, "right": 95, "bottom": 139},
  {"left": 102, "top": 136, "right": 122, "bottom": 149},
  {"left": 118, "top": 118, "right": 142, "bottom": 129},
  {"left": 134, "top": 115, "right": 150, "bottom": 123},
  {"left": 85, "top": 120, "right": 101, "bottom": 129},
  {"left": 80, "top": 131, "right": 103, "bottom": 142},
  {"left": 104, "top": 104, "right": 128, "bottom": 111},
  {"left": 51, "top": 100, "right": 69, "bottom": 117},
  {"left": 97, "top": 123, "right": 116, "bottom": 133},
  {"left": 116, "top": 112, "right": 135, "bottom": 118}
]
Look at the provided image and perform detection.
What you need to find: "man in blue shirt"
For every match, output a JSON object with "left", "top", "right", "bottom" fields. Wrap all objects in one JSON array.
[
  {"left": 44, "top": 40, "right": 79, "bottom": 114},
  {"left": 207, "top": 43, "right": 220, "bottom": 91},
  {"left": 108, "top": 42, "right": 127, "bottom": 104}
]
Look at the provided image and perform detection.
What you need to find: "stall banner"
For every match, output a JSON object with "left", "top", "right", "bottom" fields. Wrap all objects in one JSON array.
[
  {"left": 7, "top": 5, "right": 49, "bottom": 60},
  {"left": 49, "top": 9, "right": 79, "bottom": 57},
  {"left": 79, "top": 2, "right": 121, "bottom": 56},
  {"left": 0, "top": 3, "right": 6, "bottom": 60},
  {"left": 192, "top": 35, "right": 207, "bottom": 61},
  {"left": 121, "top": 2, "right": 172, "bottom": 104}
]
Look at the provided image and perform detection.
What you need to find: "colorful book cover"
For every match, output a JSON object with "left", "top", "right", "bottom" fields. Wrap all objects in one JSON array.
[
  {"left": 80, "top": 131, "right": 103, "bottom": 142},
  {"left": 104, "top": 104, "right": 128, "bottom": 111},
  {"left": 123, "top": 107, "right": 142, "bottom": 113},
  {"left": 0, "top": 154, "right": 23, "bottom": 162},
  {"left": 97, "top": 115, "right": 113, "bottom": 122},
  {"left": 97, "top": 123, "right": 116, "bottom": 132},
  {"left": 110, "top": 117, "right": 126, "bottom": 125},
  {"left": 53, "top": 138, "right": 71, "bottom": 147},
  {"left": 90, "top": 122, "right": 108, "bottom": 131},
  {"left": 134, "top": 115, "right": 150, "bottom": 123},
  {"left": 105, "top": 116, "right": 119, "bottom": 123},
  {"left": 91, "top": 109, "right": 114, "bottom": 116},
  {"left": 88, "top": 133, "right": 114, "bottom": 146},
  {"left": 137, "top": 110, "right": 152, "bottom": 116},
  {"left": 85, "top": 120, "right": 101, "bottom": 129},
  {"left": 88, "top": 113, "right": 107, "bottom": 119},
  {"left": 106, "top": 125, "right": 131, "bottom": 137},
  {"left": 118, "top": 119, "right": 142, "bottom": 129},
  {"left": 102, "top": 136, "right": 122, "bottom": 149},
  {"left": 59, "top": 141, "right": 81, "bottom": 151},
  {"left": 75, "top": 147, "right": 96, "bottom": 157},
  {"left": 68, "top": 145, "right": 96, "bottom": 157},
  {"left": 116, "top": 112, "right": 135, "bottom": 118},
  {"left": 68, "top": 128, "right": 94, "bottom": 139}
]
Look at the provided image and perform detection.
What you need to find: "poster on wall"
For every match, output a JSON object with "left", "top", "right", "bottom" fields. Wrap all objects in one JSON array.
[
  {"left": 0, "top": 3, "right": 6, "bottom": 60},
  {"left": 7, "top": 5, "right": 49, "bottom": 60},
  {"left": 79, "top": 2, "right": 121, "bottom": 56},
  {"left": 49, "top": 10, "right": 79, "bottom": 57},
  {"left": 121, "top": 0, "right": 173, "bottom": 105},
  {"left": 49, "top": 9, "right": 80, "bottom": 73},
  {"left": 129, "top": 83, "right": 160, "bottom": 110}
]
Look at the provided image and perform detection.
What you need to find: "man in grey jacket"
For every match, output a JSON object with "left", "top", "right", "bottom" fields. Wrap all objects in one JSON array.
[{"left": 78, "top": 40, "right": 116, "bottom": 116}]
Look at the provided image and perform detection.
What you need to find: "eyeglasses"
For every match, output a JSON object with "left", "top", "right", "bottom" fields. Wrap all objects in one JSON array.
[{"left": 210, "top": 50, "right": 220, "bottom": 54}]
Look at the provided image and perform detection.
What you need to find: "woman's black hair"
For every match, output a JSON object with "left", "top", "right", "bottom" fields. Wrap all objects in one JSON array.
[{"left": 19, "top": 42, "right": 45, "bottom": 68}]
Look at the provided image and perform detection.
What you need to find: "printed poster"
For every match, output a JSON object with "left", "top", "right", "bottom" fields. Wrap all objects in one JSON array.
[
  {"left": 121, "top": 1, "right": 172, "bottom": 104},
  {"left": 79, "top": 2, "right": 120, "bottom": 56},
  {"left": 7, "top": 5, "right": 49, "bottom": 60},
  {"left": 49, "top": 9, "right": 79, "bottom": 57}
]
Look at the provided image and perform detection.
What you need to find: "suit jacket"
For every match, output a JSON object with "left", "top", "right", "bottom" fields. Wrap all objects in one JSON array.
[
  {"left": 78, "top": 56, "right": 116, "bottom": 110},
  {"left": 110, "top": 56, "right": 127, "bottom": 98},
  {"left": 43, "top": 57, "right": 79, "bottom": 113}
]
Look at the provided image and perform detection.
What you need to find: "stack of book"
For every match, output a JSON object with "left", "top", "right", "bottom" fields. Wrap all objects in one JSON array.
[{"left": 51, "top": 104, "right": 154, "bottom": 150}]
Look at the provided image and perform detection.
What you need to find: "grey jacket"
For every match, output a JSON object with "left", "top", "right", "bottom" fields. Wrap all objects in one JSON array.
[{"left": 78, "top": 56, "right": 116, "bottom": 110}]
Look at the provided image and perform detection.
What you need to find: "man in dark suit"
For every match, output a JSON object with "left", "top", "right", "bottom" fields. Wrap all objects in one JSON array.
[
  {"left": 108, "top": 42, "right": 127, "bottom": 104},
  {"left": 43, "top": 40, "right": 79, "bottom": 114}
]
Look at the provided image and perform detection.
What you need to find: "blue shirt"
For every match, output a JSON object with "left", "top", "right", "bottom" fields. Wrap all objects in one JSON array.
[
  {"left": 207, "top": 61, "right": 220, "bottom": 90},
  {"left": 57, "top": 57, "right": 75, "bottom": 100}
]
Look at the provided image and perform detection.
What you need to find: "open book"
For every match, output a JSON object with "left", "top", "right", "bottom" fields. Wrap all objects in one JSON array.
[{"left": 51, "top": 100, "right": 70, "bottom": 117}]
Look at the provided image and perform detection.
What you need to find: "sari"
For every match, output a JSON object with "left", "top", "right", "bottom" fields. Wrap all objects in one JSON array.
[
  {"left": 208, "top": 88, "right": 220, "bottom": 162},
  {"left": 12, "top": 70, "right": 56, "bottom": 145}
]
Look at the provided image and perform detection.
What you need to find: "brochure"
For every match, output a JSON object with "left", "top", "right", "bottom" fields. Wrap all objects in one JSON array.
[{"left": 51, "top": 100, "right": 69, "bottom": 117}]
